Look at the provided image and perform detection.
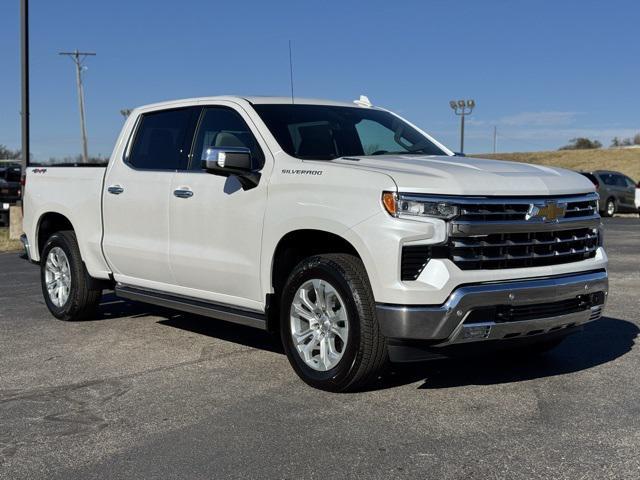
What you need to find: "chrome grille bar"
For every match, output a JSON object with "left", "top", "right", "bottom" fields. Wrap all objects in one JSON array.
[{"left": 447, "top": 192, "right": 600, "bottom": 235}]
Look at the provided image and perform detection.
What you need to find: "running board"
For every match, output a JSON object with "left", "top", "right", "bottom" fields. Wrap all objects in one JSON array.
[{"left": 114, "top": 285, "right": 267, "bottom": 330}]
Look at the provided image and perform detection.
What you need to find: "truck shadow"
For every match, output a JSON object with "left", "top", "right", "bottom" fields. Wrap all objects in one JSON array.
[
  {"left": 95, "top": 292, "right": 283, "bottom": 354},
  {"left": 379, "top": 317, "right": 638, "bottom": 390},
  {"left": 94, "top": 294, "right": 637, "bottom": 391}
]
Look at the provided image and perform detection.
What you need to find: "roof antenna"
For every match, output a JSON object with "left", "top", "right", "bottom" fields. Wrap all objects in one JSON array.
[{"left": 288, "top": 40, "right": 295, "bottom": 104}]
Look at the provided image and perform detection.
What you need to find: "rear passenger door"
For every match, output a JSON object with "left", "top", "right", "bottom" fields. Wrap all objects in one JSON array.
[
  {"left": 102, "top": 106, "right": 198, "bottom": 288},
  {"left": 167, "top": 103, "right": 270, "bottom": 311}
]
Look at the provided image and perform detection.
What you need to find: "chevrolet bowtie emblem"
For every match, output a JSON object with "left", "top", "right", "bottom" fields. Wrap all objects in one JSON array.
[{"left": 525, "top": 201, "right": 567, "bottom": 222}]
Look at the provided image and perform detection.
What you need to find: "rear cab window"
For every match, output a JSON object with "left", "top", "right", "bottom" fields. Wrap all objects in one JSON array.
[{"left": 127, "top": 107, "right": 199, "bottom": 170}]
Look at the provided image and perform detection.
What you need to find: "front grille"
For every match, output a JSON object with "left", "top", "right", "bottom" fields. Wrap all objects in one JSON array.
[
  {"left": 401, "top": 226, "right": 599, "bottom": 279},
  {"left": 450, "top": 227, "right": 599, "bottom": 270},
  {"left": 457, "top": 195, "right": 598, "bottom": 222},
  {"left": 399, "top": 193, "right": 601, "bottom": 279}
]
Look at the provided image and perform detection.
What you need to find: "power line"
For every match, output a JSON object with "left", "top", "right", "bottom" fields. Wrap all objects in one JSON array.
[{"left": 59, "top": 50, "right": 96, "bottom": 163}]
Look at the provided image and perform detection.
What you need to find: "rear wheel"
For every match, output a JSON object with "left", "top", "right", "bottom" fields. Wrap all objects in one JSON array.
[
  {"left": 40, "top": 231, "right": 102, "bottom": 321},
  {"left": 280, "top": 254, "right": 387, "bottom": 392}
]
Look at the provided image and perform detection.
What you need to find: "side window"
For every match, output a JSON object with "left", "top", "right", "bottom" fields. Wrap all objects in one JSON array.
[
  {"left": 600, "top": 174, "right": 615, "bottom": 186},
  {"left": 191, "top": 107, "right": 264, "bottom": 170},
  {"left": 127, "top": 108, "right": 193, "bottom": 170},
  {"left": 613, "top": 175, "right": 627, "bottom": 187},
  {"left": 624, "top": 176, "right": 636, "bottom": 188}
]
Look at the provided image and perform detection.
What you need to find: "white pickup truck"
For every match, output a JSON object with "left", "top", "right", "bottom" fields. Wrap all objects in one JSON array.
[{"left": 22, "top": 96, "right": 608, "bottom": 391}]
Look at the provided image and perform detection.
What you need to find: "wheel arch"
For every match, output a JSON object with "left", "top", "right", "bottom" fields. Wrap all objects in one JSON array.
[
  {"left": 36, "top": 211, "right": 75, "bottom": 255},
  {"left": 266, "top": 229, "right": 366, "bottom": 333}
]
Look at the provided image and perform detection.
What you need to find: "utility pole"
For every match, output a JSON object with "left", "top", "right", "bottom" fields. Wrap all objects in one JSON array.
[
  {"left": 449, "top": 99, "right": 475, "bottom": 154},
  {"left": 493, "top": 125, "right": 497, "bottom": 153},
  {"left": 59, "top": 50, "right": 95, "bottom": 163},
  {"left": 20, "top": 0, "right": 29, "bottom": 175}
]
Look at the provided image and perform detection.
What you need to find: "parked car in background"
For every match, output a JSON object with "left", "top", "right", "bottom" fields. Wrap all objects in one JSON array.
[
  {"left": 0, "top": 161, "right": 22, "bottom": 226},
  {"left": 579, "top": 170, "right": 638, "bottom": 217}
]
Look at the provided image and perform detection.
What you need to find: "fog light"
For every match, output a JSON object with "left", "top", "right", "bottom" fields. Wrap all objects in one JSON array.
[{"left": 462, "top": 324, "right": 492, "bottom": 339}]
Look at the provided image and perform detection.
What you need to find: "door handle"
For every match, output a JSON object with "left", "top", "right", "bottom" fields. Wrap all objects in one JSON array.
[
  {"left": 107, "top": 185, "right": 124, "bottom": 195},
  {"left": 173, "top": 189, "right": 194, "bottom": 199}
]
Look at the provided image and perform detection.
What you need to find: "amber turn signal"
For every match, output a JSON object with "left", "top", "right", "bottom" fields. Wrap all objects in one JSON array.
[{"left": 382, "top": 191, "right": 397, "bottom": 216}]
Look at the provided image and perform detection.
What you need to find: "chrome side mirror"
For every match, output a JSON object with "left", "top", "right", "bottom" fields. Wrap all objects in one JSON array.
[
  {"left": 202, "top": 146, "right": 252, "bottom": 171},
  {"left": 201, "top": 146, "right": 260, "bottom": 190}
]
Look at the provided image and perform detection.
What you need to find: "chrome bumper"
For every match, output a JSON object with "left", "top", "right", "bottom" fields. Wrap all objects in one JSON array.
[{"left": 376, "top": 270, "right": 608, "bottom": 346}]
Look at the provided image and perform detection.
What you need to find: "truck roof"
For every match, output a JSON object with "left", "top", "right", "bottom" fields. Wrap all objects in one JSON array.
[{"left": 133, "top": 96, "right": 368, "bottom": 112}]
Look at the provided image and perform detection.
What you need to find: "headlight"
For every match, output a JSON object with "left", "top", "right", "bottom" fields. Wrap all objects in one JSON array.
[{"left": 382, "top": 192, "right": 459, "bottom": 220}]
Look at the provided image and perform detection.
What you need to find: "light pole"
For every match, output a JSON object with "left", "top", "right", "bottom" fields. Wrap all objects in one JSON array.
[
  {"left": 449, "top": 99, "right": 475, "bottom": 154},
  {"left": 20, "top": 0, "right": 29, "bottom": 175}
]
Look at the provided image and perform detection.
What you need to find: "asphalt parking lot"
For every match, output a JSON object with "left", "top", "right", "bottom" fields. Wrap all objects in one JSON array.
[{"left": 1, "top": 217, "right": 638, "bottom": 480}]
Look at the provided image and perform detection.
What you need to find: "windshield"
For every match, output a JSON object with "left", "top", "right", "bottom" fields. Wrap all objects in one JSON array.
[{"left": 253, "top": 104, "right": 447, "bottom": 160}]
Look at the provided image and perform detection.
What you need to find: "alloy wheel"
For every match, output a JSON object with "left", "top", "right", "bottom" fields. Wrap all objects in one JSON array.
[
  {"left": 45, "top": 247, "right": 71, "bottom": 307},
  {"left": 289, "top": 279, "right": 349, "bottom": 371}
]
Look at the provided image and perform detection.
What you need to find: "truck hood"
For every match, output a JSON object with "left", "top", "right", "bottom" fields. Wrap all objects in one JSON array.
[{"left": 332, "top": 155, "right": 595, "bottom": 196}]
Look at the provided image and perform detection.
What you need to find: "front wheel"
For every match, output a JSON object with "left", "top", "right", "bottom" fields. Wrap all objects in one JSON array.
[
  {"left": 601, "top": 198, "right": 616, "bottom": 217},
  {"left": 280, "top": 254, "right": 387, "bottom": 392},
  {"left": 41, "top": 230, "right": 102, "bottom": 321}
]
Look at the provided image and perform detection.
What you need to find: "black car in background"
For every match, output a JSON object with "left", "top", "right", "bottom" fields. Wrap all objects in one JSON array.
[
  {"left": 0, "top": 162, "right": 22, "bottom": 226},
  {"left": 579, "top": 170, "right": 638, "bottom": 217}
]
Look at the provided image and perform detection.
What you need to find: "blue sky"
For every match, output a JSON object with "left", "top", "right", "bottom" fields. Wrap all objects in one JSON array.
[{"left": 1, "top": 0, "right": 638, "bottom": 160}]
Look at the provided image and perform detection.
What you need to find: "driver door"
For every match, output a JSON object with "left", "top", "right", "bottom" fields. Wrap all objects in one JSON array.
[{"left": 167, "top": 104, "right": 270, "bottom": 311}]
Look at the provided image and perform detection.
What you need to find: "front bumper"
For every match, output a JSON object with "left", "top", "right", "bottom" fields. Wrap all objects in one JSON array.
[{"left": 376, "top": 270, "right": 608, "bottom": 346}]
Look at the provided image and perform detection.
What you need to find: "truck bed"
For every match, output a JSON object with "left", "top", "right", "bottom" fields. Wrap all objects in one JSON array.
[{"left": 23, "top": 166, "right": 112, "bottom": 279}]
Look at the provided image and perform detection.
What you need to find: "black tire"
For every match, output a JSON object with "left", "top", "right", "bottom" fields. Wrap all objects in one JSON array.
[
  {"left": 40, "top": 230, "right": 102, "bottom": 321},
  {"left": 601, "top": 198, "right": 616, "bottom": 217},
  {"left": 280, "top": 254, "right": 388, "bottom": 392}
]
